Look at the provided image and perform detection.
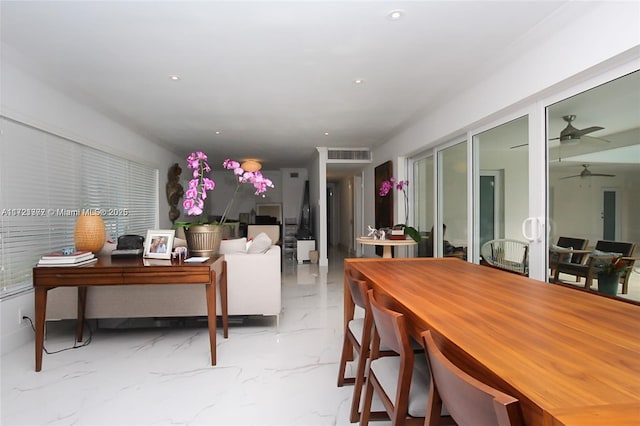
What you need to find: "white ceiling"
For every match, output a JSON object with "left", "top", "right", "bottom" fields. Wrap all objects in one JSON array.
[{"left": 1, "top": 1, "right": 615, "bottom": 170}]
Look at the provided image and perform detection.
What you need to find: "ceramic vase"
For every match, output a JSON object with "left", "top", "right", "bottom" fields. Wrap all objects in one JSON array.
[{"left": 74, "top": 212, "right": 106, "bottom": 253}]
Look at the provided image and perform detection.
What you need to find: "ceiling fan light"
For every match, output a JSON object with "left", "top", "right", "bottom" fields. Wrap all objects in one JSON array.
[{"left": 241, "top": 160, "right": 262, "bottom": 172}]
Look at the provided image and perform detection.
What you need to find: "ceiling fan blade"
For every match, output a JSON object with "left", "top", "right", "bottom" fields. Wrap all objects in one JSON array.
[
  {"left": 509, "top": 143, "right": 528, "bottom": 149},
  {"left": 575, "top": 126, "right": 604, "bottom": 137},
  {"left": 581, "top": 134, "right": 611, "bottom": 143},
  {"left": 560, "top": 175, "right": 581, "bottom": 180},
  {"left": 590, "top": 173, "right": 616, "bottom": 178}
]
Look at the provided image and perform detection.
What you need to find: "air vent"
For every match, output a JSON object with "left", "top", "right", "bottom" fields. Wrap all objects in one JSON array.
[{"left": 327, "top": 148, "right": 371, "bottom": 161}]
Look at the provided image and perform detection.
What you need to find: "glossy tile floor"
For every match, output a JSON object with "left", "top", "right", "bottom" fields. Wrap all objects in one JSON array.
[
  {"left": 3, "top": 250, "right": 639, "bottom": 426},
  {"left": 2, "top": 248, "right": 389, "bottom": 426}
]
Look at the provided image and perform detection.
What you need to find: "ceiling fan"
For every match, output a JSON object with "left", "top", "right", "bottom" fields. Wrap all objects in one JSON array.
[
  {"left": 560, "top": 164, "right": 615, "bottom": 180},
  {"left": 510, "top": 114, "right": 608, "bottom": 150},
  {"left": 551, "top": 114, "right": 605, "bottom": 143}
]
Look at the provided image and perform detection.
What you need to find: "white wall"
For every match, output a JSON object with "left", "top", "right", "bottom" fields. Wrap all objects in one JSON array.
[
  {"left": 549, "top": 170, "right": 639, "bottom": 246},
  {"left": 1, "top": 61, "right": 180, "bottom": 355},
  {"left": 366, "top": 2, "right": 640, "bottom": 255}
]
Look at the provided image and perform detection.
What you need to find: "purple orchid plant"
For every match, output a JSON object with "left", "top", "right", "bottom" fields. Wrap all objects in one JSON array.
[
  {"left": 182, "top": 151, "right": 274, "bottom": 225},
  {"left": 379, "top": 177, "right": 420, "bottom": 242},
  {"left": 183, "top": 151, "right": 214, "bottom": 217}
]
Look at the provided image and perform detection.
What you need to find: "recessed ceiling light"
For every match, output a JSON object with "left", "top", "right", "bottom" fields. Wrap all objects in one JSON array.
[
  {"left": 168, "top": 75, "right": 180, "bottom": 81},
  {"left": 387, "top": 10, "right": 404, "bottom": 20},
  {"left": 353, "top": 79, "right": 364, "bottom": 84}
]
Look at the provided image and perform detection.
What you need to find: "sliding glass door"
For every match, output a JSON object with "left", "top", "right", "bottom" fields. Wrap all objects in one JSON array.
[
  {"left": 409, "top": 66, "right": 638, "bottom": 291},
  {"left": 472, "top": 116, "right": 529, "bottom": 264},
  {"left": 437, "top": 141, "right": 468, "bottom": 259},
  {"left": 413, "top": 155, "right": 434, "bottom": 256},
  {"left": 546, "top": 70, "right": 640, "bottom": 292}
]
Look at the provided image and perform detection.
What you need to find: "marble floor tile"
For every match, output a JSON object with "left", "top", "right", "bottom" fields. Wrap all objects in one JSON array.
[{"left": 1, "top": 248, "right": 391, "bottom": 426}]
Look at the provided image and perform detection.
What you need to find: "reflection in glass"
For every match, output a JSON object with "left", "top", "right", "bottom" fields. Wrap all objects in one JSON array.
[
  {"left": 474, "top": 116, "right": 529, "bottom": 258},
  {"left": 413, "top": 156, "right": 434, "bottom": 256},
  {"left": 547, "top": 70, "right": 639, "bottom": 297},
  {"left": 438, "top": 142, "right": 467, "bottom": 259}
]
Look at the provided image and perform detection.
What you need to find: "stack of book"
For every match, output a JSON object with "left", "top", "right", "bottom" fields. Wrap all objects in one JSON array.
[
  {"left": 37, "top": 251, "right": 97, "bottom": 267},
  {"left": 388, "top": 227, "right": 406, "bottom": 240}
]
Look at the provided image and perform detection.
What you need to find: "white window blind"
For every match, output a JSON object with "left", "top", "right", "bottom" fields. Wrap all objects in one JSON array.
[{"left": 0, "top": 117, "right": 158, "bottom": 298}]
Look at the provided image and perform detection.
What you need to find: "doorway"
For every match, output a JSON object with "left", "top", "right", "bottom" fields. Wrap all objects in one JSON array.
[
  {"left": 479, "top": 171, "right": 503, "bottom": 248},
  {"left": 602, "top": 188, "right": 620, "bottom": 240}
]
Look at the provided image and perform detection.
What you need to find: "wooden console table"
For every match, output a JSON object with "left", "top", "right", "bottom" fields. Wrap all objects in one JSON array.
[{"left": 32, "top": 256, "right": 226, "bottom": 372}]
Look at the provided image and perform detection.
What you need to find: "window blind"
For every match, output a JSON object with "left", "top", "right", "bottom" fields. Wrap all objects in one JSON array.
[{"left": 0, "top": 117, "right": 158, "bottom": 298}]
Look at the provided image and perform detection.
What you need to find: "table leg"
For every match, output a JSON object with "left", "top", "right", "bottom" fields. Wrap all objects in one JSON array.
[
  {"left": 221, "top": 261, "right": 229, "bottom": 338},
  {"left": 34, "top": 287, "right": 48, "bottom": 372},
  {"left": 382, "top": 246, "right": 393, "bottom": 258},
  {"left": 206, "top": 270, "right": 217, "bottom": 365},
  {"left": 76, "top": 287, "right": 87, "bottom": 342}
]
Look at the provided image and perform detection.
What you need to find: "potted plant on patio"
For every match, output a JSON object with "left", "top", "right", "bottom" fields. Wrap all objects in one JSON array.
[{"left": 595, "top": 255, "right": 629, "bottom": 296}]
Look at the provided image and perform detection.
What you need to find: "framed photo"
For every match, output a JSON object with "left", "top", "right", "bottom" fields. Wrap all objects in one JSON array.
[{"left": 143, "top": 229, "right": 175, "bottom": 259}]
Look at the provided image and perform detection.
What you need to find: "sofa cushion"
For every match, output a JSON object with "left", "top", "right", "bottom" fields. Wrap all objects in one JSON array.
[
  {"left": 220, "top": 237, "right": 248, "bottom": 254},
  {"left": 247, "top": 232, "right": 272, "bottom": 254}
]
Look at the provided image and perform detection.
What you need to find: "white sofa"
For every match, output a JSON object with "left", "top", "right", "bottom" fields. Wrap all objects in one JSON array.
[{"left": 45, "top": 234, "right": 282, "bottom": 324}]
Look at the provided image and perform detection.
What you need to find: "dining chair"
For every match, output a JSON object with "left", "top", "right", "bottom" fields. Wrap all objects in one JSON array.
[
  {"left": 337, "top": 269, "right": 394, "bottom": 422},
  {"left": 360, "top": 289, "right": 435, "bottom": 426},
  {"left": 336, "top": 269, "right": 370, "bottom": 417},
  {"left": 553, "top": 240, "right": 636, "bottom": 294},
  {"left": 421, "top": 330, "right": 524, "bottom": 426}
]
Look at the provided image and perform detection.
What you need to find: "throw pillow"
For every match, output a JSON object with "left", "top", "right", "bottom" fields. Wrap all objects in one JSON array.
[
  {"left": 247, "top": 232, "right": 272, "bottom": 254},
  {"left": 591, "top": 249, "right": 622, "bottom": 258},
  {"left": 550, "top": 244, "right": 572, "bottom": 264},
  {"left": 219, "top": 237, "right": 248, "bottom": 254},
  {"left": 590, "top": 249, "right": 622, "bottom": 267}
]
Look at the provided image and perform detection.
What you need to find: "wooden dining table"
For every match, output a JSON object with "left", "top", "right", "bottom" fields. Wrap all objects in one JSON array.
[{"left": 344, "top": 257, "right": 640, "bottom": 426}]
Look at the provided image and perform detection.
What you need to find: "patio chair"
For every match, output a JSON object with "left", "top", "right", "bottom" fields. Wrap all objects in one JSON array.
[
  {"left": 553, "top": 240, "right": 636, "bottom": 294},
  {"left": 549, "top": 237, "right": 588, "bottom": 278},
  {"left": 480, "top": 239, "right": 529, "bottom": 276}
]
